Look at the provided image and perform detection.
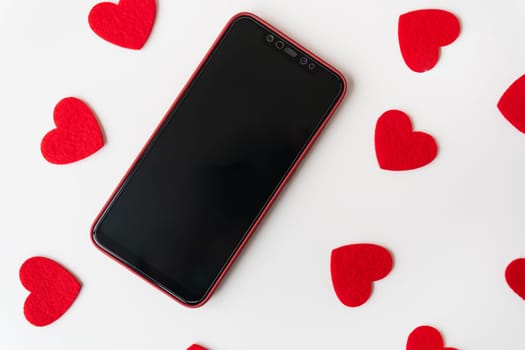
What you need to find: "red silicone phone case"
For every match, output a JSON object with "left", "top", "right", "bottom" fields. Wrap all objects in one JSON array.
[{"left": 91, "top": 11, "right": 347, "bottom": 308}]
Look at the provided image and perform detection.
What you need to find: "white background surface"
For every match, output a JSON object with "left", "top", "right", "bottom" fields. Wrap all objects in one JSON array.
[{"left": 1, "top": 1, "right": 525, "bottom": 349}]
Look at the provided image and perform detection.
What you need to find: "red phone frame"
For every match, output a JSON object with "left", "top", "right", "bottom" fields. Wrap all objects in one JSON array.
[{"left": 91, "top": 11, "right": 347, "bottom": 308}]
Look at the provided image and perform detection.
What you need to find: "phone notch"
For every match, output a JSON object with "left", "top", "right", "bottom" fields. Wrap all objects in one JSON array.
[{"left": 264, "top": 31, "right": 317, "bottom": 72}]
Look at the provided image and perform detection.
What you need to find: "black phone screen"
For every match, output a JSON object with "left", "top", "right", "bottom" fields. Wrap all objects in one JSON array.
[{"left": 93, "top": 14, "right": 345, "bottom": 305}]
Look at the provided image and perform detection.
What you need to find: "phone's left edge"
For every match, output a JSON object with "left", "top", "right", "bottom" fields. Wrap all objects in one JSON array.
[{"left": 90, "top": 11, "right": 256, "bottom": 309}]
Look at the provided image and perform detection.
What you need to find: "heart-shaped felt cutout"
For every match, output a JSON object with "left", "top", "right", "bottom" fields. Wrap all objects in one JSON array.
[
  {"left": 498, "top": 74, "right": 525, "bottom": 133},
  {"left": 407, "top": 326, "right": 457, "bottom": 350},
  {"left": 41, "top": 97, "right": 104, "bottom": 164},
  {"left": 505, "top": 258, "right": 525, "bottom": 300},
  {"left": 89, "top": 0, "right": 156, "bottom": 50},
  {"left": 330, "top": 243, "right": 393, "bottom": 307},
  {"left": 187, "top": 345, "right": 207, "bottom": 350},
  {"left": 19, "top": 257, "right": 81, "bottom": 327},
  {"left": 375, "top": 110, "right": 438, "bottom": 171},
  {"left": 398, "top": 9, "right": 460, "bottom": 72}
]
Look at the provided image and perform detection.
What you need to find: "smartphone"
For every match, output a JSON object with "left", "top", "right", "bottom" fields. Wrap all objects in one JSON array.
[{"left": 91, "top": 12, "right": 346, "bottom": 307}]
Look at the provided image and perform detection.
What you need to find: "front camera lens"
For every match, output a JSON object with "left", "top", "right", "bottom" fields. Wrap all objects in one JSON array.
[
  {"left": 266, "top": 34, "right": 275, "bottom": 43},
  {"left": 275, "top": 41, "right": 285, "bottom": 50},
  {"left": 299, "top": 57, "right": 308, "bottom": 65},
  {"left": 308, "top": 62, "right": 316, "bottom": 70}
]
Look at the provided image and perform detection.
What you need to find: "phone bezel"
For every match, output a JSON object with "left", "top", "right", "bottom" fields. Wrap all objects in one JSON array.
[{"left": 91, "top": 11, "right": 347, "bottom": 307}]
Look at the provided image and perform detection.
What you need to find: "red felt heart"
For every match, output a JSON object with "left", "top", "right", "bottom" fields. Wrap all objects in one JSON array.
[
  {"left": 330, "top": 243, "right": 393, "bottom": 307},
  {"left": 19, "top": 257, "right": 81, "bottom": 327},
  {"left": 375, "top": 110, "right": 438, "bottom": 171},
  {"left": 505, "top": 258, "right": 525, "bottom": 299},
  {"left": 398, "top": 9, "right": 460, "bottom": 72},
  {"left": 406, "top": 326, "right": 457, "bottom": 350},
  {"left": 187, "top": 345, "right": 207, "bottom": 350},
  {"left": 498, "top": 74, "right": 525, "bottom": 133},
  {"left": 88, "top": 0, "right": 156, "bottom": 50},
  {"left": 41, "top": 97, "right": 104, "bottom": 165}
]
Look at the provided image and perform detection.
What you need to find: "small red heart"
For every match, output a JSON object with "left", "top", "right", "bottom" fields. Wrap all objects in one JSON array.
[
  {"left": 505, "top": 258, "right": 525, "bottom": 300},
  {"left": 375, "top": 110, "right": 438, "bottom": 171},
  {"left": 498, "top": 74, "right": 525, "bottom": 133},
  {"left": 330, "top": 244, "right": 393, "bottom": 307},
  {"left": 406, "top": 326, "right": 457, "bottom": 350},
  {"left": 19, "top": 257, "right": 81, "bottom": 327},
  {"left": 398, "top": 9, "right": 460, "bottom": 72},
  {"left": 41, "top": 97, "right": 104, "bottom": 165},
  {"left": 187, "top": 345, "right": 207, "bottom": 350},
  {"left": 89, "top": 0, "right": 156, "bottom": 50}
]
